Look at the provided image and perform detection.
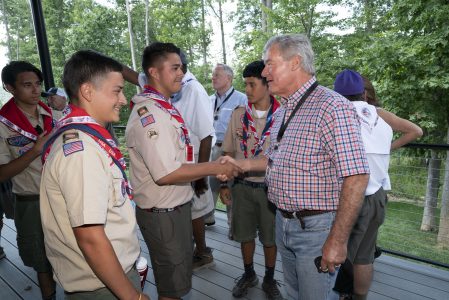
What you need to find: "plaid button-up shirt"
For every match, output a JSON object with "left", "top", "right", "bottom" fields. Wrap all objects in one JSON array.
[{"left": 265, "top": 77, "right": 369, "bottom": 211}]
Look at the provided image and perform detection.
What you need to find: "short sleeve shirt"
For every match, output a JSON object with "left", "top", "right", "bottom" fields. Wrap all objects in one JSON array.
[
  {"left": 125, "top": 95, "right": 194, "bottom": 209},
  {"left": 40, "top": 130, "right": 140, "bottom": 292},
  {"left": 0, "top": 105, "right": 51, "bottom": 195},
  {"left": 172, "top": 71, "right": 214, "bottom": 156},
  {"left": 265, "top": 77, "right": 370, "bottom": 211},
  {"left": 210, "top": 87, "right": 247, "bottom": 142},
  {"left": 223, "top": 106, "right": 278, "bottom": 182}
]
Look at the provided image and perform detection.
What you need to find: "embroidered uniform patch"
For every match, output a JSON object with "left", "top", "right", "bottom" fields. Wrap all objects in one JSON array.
[
  {"left": 137, "top": 106, "right": 149, "bottom": 117},
  {"left": 147, "top": 129, "right": 158, "bottom": 139},
  {"left": 362, "top": 107, "right": 371, "bottom": 118},
  {"left": 140, "top": 114, "right": 155, "bottom": 127},
  {"left": 7, "top": 135, "right": 32, "bottom": 147},
  {"left": 18, "top": 146, "right": 32, "bottom": 156},
  {"left": 63, "top": 141, "right": 84, "bottom": 156},
  {"left": 63, "top": 132, "right": 79, "bottom": 143}
]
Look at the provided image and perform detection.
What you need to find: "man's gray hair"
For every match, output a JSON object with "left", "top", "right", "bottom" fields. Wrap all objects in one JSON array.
[
  {"left": 263, "top": 34, "right": 315, "bottom": 75},
  {"left": 214, "top": 63, "right": 234, "bottom": 79}
]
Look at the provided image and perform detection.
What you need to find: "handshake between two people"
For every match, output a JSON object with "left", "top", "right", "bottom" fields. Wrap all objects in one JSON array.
[{"left": 214, "top": 155, "right": 250, "bottom": 182}]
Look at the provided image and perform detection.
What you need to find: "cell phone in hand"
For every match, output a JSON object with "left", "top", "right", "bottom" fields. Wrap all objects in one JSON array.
[{"left": 314, "top": 256, "right": 324, "bottom": 273}]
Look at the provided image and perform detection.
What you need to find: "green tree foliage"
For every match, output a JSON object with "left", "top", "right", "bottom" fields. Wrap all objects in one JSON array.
[
  {"left": 353, "top": 0, "right": 449, "bottom": 142},
  {"left": 0, "top": 0, "right": 39, "bottom": 64}
]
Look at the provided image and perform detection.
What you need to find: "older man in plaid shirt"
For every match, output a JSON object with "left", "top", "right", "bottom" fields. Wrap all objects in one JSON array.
[{"left": 230, "top": 34, "right": 370, "bottom": 299}]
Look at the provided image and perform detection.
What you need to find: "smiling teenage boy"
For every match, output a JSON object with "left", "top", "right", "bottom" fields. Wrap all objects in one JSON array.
[
  {"left": 39, "top": 50, "right": 149, "bottom": 300},
  {"left": 0, "top": 61, "right": 56, "bottom": 300},
  {"left": 125, "top": 42, "right": 240, "bottom": 300}
]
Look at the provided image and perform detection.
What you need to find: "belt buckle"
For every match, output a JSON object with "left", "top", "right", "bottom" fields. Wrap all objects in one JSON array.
[{"left": 292, "top": 211, "right": 299, "bottom": 219}]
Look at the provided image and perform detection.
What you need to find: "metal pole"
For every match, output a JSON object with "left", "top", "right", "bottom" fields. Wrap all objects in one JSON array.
[{"left": 29, "top": 0, "right": 54, "bottom": 90}]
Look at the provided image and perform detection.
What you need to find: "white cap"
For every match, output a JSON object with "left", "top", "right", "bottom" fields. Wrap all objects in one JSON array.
[{"left": 41, "top": 87, "right": 68, "bottom": 98}]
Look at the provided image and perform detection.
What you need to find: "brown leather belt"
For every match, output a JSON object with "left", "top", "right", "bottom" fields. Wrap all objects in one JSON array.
[
  {"left": 279, "top": 209, "right": 331, "bottom": 219},
  {"left": 279, "top": 209, "right": 333, "bottom": 229},
  {"left": 215, "top": 142, "right": 223, "bottom": 147}
]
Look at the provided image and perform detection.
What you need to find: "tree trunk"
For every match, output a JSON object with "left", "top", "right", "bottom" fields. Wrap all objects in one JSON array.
[
  {"left": 16, "top": 18, "right": 20, "bottom": 60},
  {"left": 125, "top": 0, "right": 139, "bottom": 93},
  {"left": 0, "top": 0, "right": 13, "bottom": 60},
  {"left": 218, "top": 0, "right": 226, "bottom": 64},
  {"left": 266, "top": 0, "right": 272, "bottom": 34},
  {"left": 421, "top": 150, "right": 441, "bottom": 231},
  {"left": 363, "top": 0, "right": 373, "bottom": 33},
  {"left": 201, "top": 0, "right": 208, "bottom": 79},
  {"left": 145, "top": 0, "right": 149, "bottom": 45},
  {"left": 261, "top": 0, "right": 267, "bottom": 33},
  {"left": 438, "top": 126, "right": 449, "bottom": 247}
]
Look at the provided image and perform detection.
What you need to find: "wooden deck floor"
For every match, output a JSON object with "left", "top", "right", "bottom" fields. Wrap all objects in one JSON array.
[{"left": 1, "top": 211, "right": 449, "bottom": 300}]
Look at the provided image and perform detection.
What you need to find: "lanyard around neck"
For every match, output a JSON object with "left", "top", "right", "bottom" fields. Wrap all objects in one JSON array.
[
  {"left": 276, "top": 81, "right": 318, "bottom": 143},
  {"left": 214, "top": 88, "right": 235, "bottom": 113}
]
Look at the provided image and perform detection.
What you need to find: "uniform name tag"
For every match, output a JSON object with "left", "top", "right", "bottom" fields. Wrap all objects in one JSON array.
[{"left": 185, "top": 145, "right": 194, "bottom": 163}]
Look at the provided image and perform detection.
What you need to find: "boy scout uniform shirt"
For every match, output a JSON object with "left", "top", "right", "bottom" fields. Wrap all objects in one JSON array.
[
  {"left": 0, "top": 105, "right": 50, "bottom": 195},
  {"left": 40, "top": 130, "right": 140, "bottom": 292},
  {"left": 125, "top": 96, "right": 194, "bottom": 209},
  {"left": 222, "top": 106, "right": 272, "bottom": 183}
]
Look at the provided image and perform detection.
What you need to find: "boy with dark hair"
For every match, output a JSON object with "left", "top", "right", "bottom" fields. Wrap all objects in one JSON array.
[
  {"left": 40, "top": 50, "right": 149, "bottom": 300},
  {"left": 219, "top": 60, "right": 283, "bottom": 299},
  {"left": 125, "top": 42, "right": 240, "bottom": 300},
  {"left": 0, "top": 60, "right": 56, "bottom": 300}
]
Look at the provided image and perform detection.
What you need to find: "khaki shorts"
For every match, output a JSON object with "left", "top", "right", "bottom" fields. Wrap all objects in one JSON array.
[
  {"left": 347, "top": 188, "right": 387, "bottom": 264},
  {"left": 136, "top": 202, "right": 193, "bottom": 298},
  {"left": 14, "top": 194, "right": 52, "bottom": 273},
  {"left": 231, "top": 182, "right": 276, "bottom": 247},
  {"left": 65, "top": 267, "right": 140, "bottom": 299}
]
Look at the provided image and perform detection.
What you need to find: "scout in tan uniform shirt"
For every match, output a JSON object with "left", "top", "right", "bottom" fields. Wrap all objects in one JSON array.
[
  {"left": 220, "top": 61, "right": 283, "bottom": 299},
  {"left": 126, "top": 42, "right": 240, "bottom": 300},
  {"left": 40, "top": 50, "right": 149, "bottom": 300},
  {"left": 0, "top": 61, "right": 56, "bottom": 300}
]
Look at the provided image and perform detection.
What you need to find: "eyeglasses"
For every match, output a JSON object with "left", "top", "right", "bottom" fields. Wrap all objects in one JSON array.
[{"left": 34, "top": 125, "right": 43, "bottom": 135}]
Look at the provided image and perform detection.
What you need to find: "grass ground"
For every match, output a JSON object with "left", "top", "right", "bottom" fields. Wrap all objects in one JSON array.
[{"left": 378, "top": 201, "right": 449, "bottom": 265}]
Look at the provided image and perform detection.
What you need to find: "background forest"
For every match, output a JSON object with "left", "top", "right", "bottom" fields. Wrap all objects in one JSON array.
[{"left": 1, "top": 0, "right": 449, "bottom": 262}]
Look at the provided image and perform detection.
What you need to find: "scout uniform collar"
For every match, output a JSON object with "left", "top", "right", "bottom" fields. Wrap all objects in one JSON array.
[{"left": 0, "top": 97, "right": 54, "bottom": 141}]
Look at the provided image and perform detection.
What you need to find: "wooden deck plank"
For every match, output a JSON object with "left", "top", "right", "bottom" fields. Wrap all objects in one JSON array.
[
  {"left": 375, "top": 256, "right": 449, "bottom": 291},
  {"left": 2, "top": 213, "right": 449, "bottom": 300},
  {"left": 0, "top": 276, "right": 21, "bottom": 300},
  {"left": 0, "top": 257, "right": 42, "bottom": 299}
]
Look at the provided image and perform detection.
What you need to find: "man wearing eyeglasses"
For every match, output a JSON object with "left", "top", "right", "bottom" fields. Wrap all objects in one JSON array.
[{"left": 0, "top": 61, "right": 56, "bottom": 300}]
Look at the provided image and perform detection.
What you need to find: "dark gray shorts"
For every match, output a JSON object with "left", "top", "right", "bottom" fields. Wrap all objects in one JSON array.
[
  {"left": 347, "top": 188, "right": 387, "bottom": 264},
  {"left": 14, "top": 194, "right": 52, "bottom": 273},
  {"left": 136, "top": 202, "right": 193, "bottom": 298},
  {"left": 0, "top": 180, "right": 15, "bottom": 219},
  {"left": 231, "top": 182, "right": 276, "bottom": 246}
]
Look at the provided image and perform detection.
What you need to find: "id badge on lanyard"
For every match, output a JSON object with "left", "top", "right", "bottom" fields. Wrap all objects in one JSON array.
[
  {"left": 266, "top": 142, "right": 280, "bottom": 177},
  {"left": 185, "top": 144, "right": 195, "bottom": 163}
]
